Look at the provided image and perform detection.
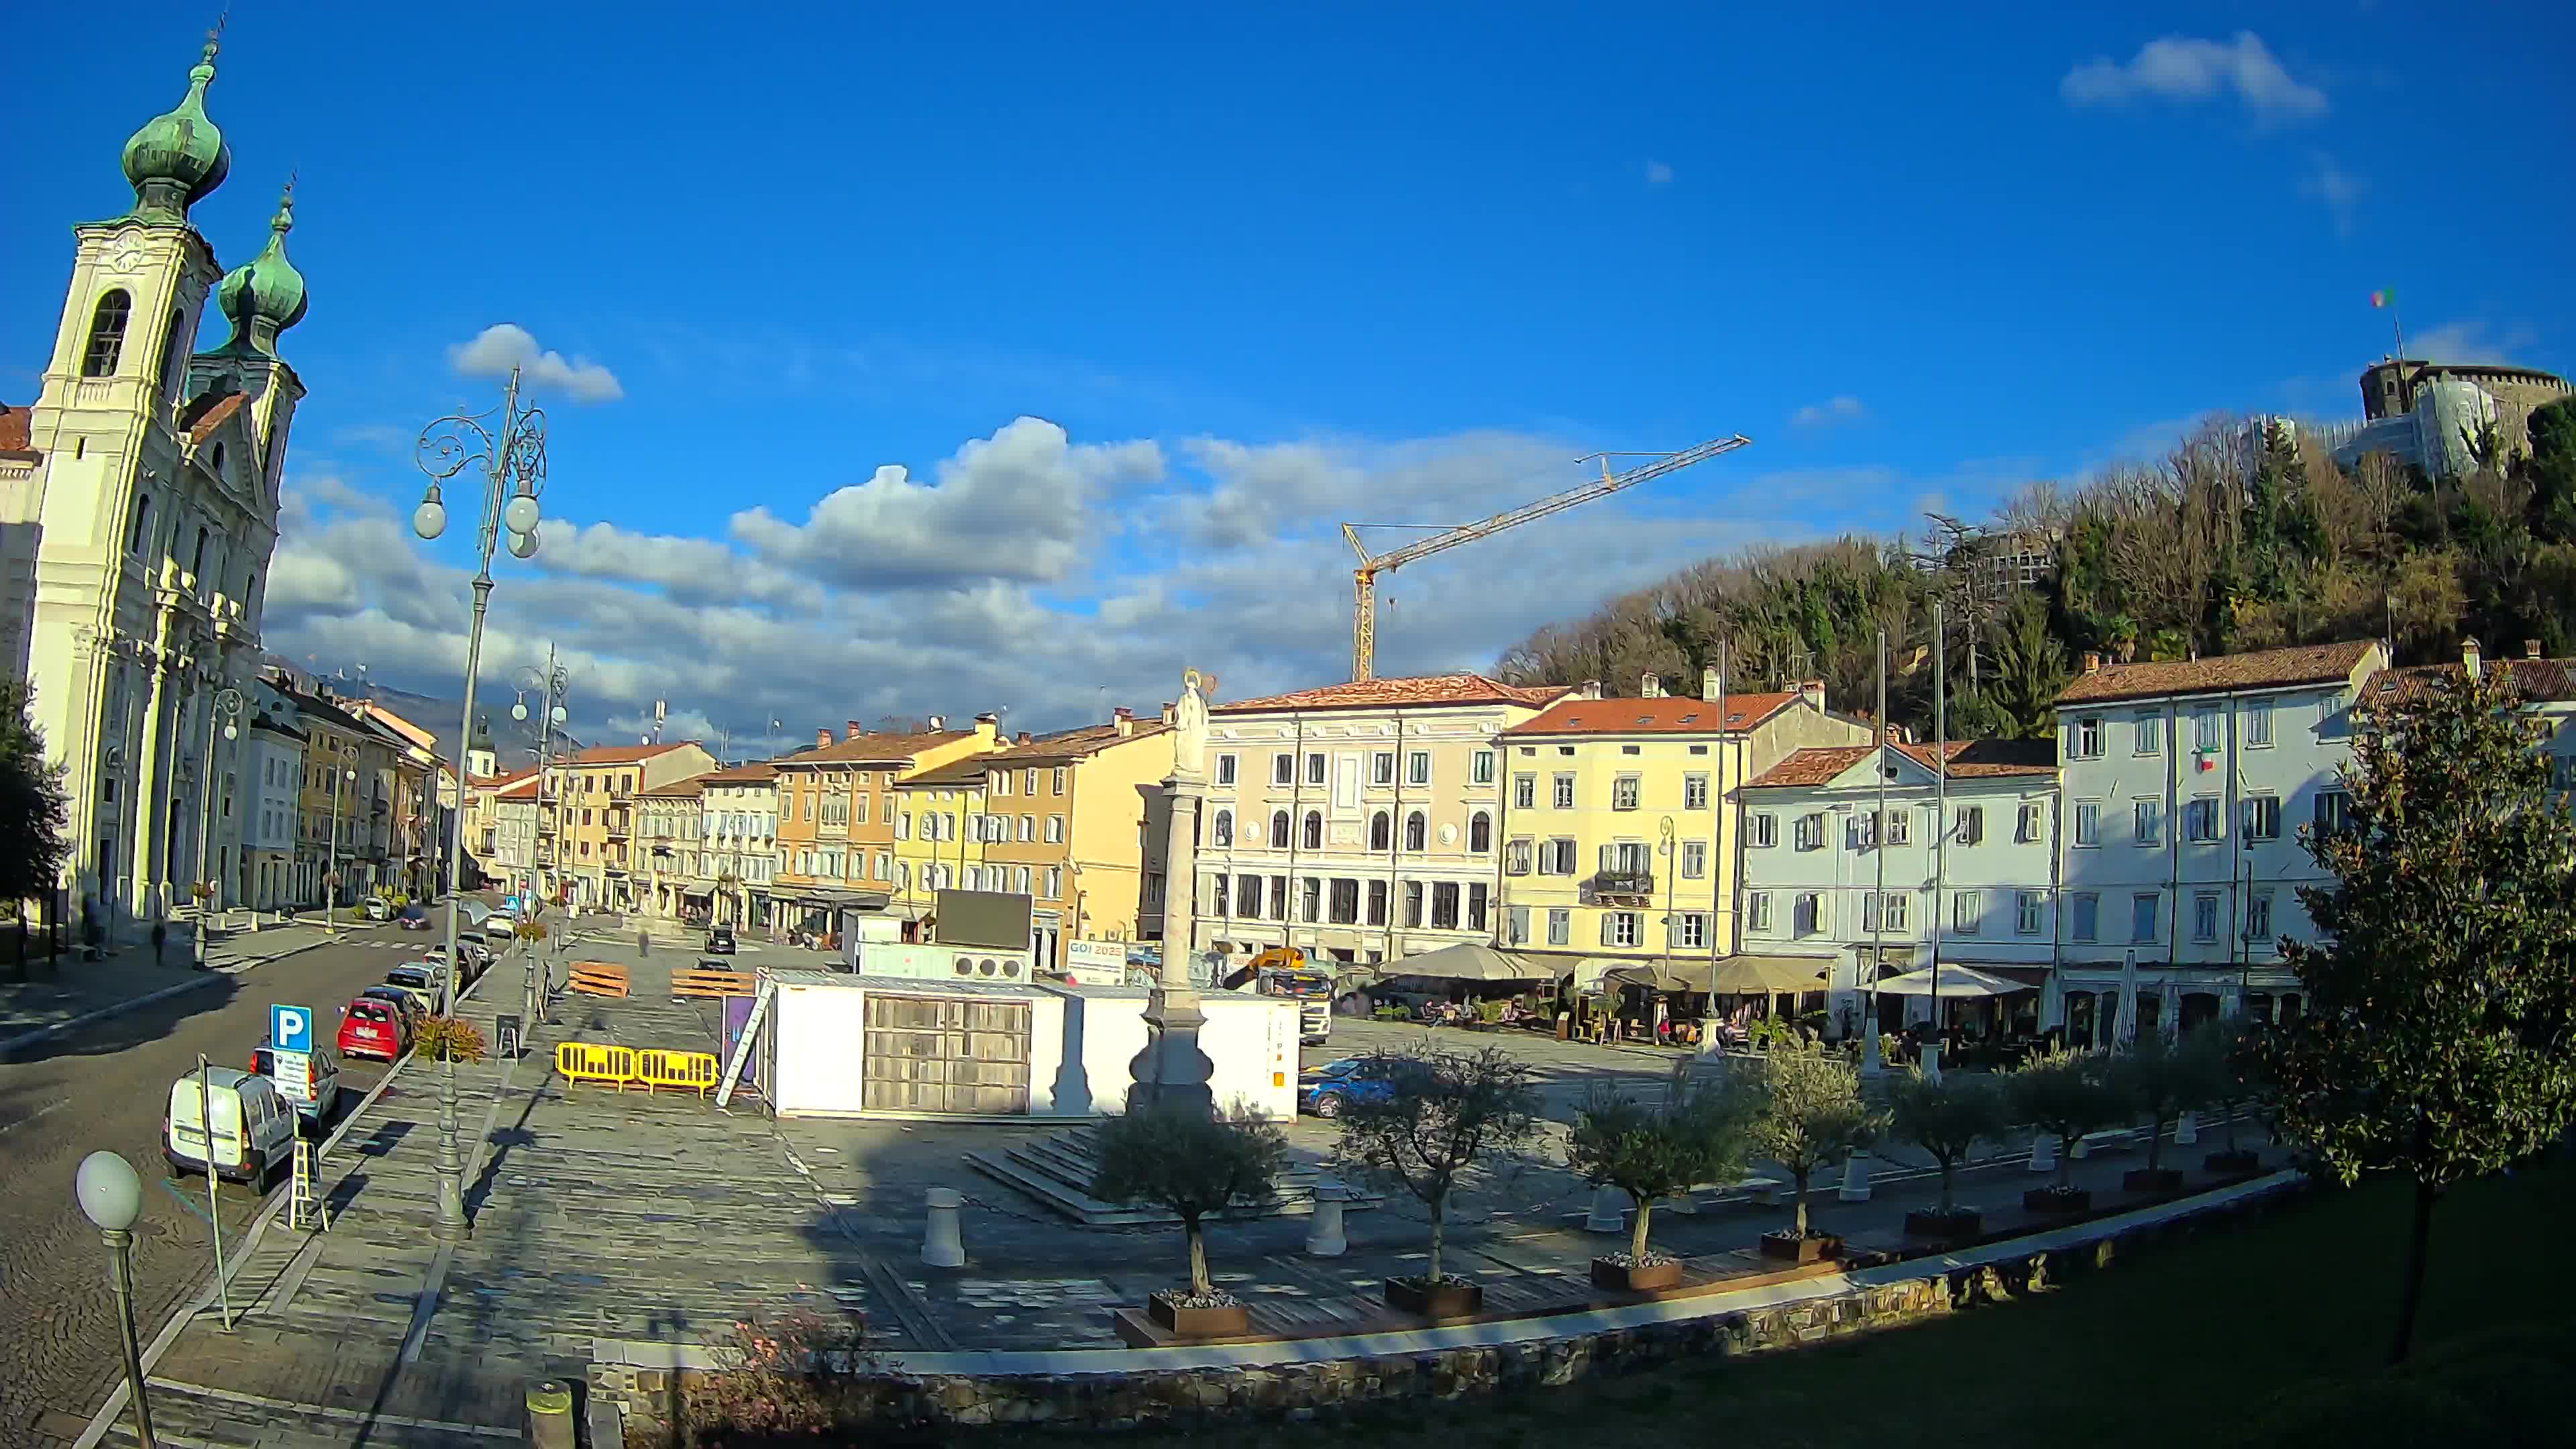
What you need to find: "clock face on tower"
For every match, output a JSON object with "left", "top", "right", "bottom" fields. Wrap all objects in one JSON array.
[{"left": 102, "top": 233, "right": 147, "bottom": 276}]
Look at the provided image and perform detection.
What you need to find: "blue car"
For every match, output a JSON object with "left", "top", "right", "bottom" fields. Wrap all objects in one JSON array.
[{"left": 1299, "top": 1058, "right": 1398, "bottom": 1119}]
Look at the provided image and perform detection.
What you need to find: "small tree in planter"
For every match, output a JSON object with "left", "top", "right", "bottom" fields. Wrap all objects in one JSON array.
[
  {"left": 1089, "top": 1106, "right": 1287, "bottom": 1337},
  {"left": 1887, "top": 1066, "right": 2009, "bottom": 1240},
  {"left": 1565, "top": 1063, "right": 1753, "bottom": 1293},
  {"left": 1745, "top": 1046, "right": 1880, "bottom": 1261},
  {"left": 415, "top": 1016, "right": 486, "bottom": 1064},
  {"left": 2110, "top": 1026, "right": 2219, "bottom": 1193},
  {"left": 2202, "top": 1018, "right": 2268, "bottom": 1175},
  {"left": 1332, "top": 1046, "right": 1544, "bottom": 1319},
  {"left": 2008, "top": 1046, "right": 2123, "bottom": 1213}
]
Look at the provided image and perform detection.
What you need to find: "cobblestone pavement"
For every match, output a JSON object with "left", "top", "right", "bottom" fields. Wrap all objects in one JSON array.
[
  {"left": 0, "top": 920, "right": 343, "bottom": 1049},
  {"left": 0, "top": 922, "right": 437, "bottom": 1449}
]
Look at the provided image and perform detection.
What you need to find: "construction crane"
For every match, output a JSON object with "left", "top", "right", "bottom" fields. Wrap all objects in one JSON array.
[{"left": 1340, "top": 434, "right": 1753, "bottom": 681}]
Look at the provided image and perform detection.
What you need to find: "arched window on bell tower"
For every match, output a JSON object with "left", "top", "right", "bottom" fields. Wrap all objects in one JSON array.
[
  {"left": 82, "top": 290, "right": 132, "bottom": 377},
  {"left": 158, "top": 306, "right": 191, "bottom": 399}
]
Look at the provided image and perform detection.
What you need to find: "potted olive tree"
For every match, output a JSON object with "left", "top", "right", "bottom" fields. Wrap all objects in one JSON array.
[
  {"left": 2202, "top": 1017, "right": 2269, "bottom": 1176},
  {"left": 1747, "top": 1046, "right": 1880, "bottom": 1262},
  {"left": 1089, "top": 1106, "right": 1287, "bottom": 1338},
  {"left": 2008, "top": 1046, "right": 2123, "bottom": 1214},
  {"left": 2113, "top": 1026, "right": 2218, "bottom": 1193},
  {"left": 1332, "top": 1046, "right": 1544, "bottom": 1320},
  {"left": 1887, "top": 1066, "right": 2008, "bottom": 1241},
  {"left": 1565, "top": 1063, "right": 1751, "bottom": 1294}
]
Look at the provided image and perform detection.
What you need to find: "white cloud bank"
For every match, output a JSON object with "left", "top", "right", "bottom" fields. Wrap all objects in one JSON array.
[
  {"left": 2060, "top": 32, "right": 2328, "bottom": 122},
  {"left": 447, "top": 324, "right": 625, "bottom": 405},
  {"left": 1789, "top": 395, "right": 1868, "bottom": 429}
]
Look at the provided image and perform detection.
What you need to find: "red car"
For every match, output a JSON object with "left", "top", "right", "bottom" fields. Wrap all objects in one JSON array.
[{"left": 334, "top": 995, "right": 411, "bottom": 1061}]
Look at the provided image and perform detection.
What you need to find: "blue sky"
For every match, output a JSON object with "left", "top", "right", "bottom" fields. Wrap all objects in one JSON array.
[{"left": 6, "top": 3, "right": 2571, "bottom": 747}]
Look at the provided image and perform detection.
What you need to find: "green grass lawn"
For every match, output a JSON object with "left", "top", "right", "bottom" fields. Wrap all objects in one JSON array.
[{"left": 1071, "top": 1158, "right": 2573, "bottom": 1449}]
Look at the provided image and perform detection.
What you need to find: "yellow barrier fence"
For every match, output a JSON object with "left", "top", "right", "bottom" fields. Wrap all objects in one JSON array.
[
  {"left": 553, "top": 1041, "right": 719, "bottom": 1097},
  {"left": 637, "top": 1049, "right": 720, "bottom": 1099},
  {"left": 555, "top": 1042, "right": 639, "bottom": 1089}
]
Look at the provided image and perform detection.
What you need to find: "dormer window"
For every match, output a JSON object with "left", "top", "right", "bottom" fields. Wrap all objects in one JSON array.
[{"left": 210, "top": 441, "right": 226, "bottom": 476}]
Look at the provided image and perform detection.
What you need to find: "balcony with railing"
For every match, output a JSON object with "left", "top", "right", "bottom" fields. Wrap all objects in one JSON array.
[{"left": 1585, "top": 869, "right": 1657, "bottom": 904}]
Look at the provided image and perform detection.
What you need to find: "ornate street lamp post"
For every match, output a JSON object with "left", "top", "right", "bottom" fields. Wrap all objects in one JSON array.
[
  {"left": 192, "top": 687, "right": 243, "bottom": 967},
  {"left": 75, "top": 1151, "right": 156, "bottom": 1449},
  {"left": 413, "top": 364, "right": 548, "bottom": 1245},
  {"left": 324, "top": 745, "right": 356, "bottom": 929}
]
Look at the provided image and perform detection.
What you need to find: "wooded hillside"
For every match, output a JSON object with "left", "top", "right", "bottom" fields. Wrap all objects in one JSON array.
[{"left": 1493, "top": 398, "right": 2576, "bottom": 741}]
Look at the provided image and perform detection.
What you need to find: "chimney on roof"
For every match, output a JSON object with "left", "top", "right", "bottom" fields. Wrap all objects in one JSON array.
[
  {"left": 1112, "top": 705, "right": 1135, "bottom": 737},
  {"left": 927, "top": 714, "right": 945, "bottom": 730},
  {"left": 2528, "top": 639, "right": 2543, "bottom": 661},
  {"left": 1701, "top": 665, "right": 1721, "bottom": 701},
  {"left": 1016, "top": 731, "right": 1032, "bottom": 745},
  {"left": 1578, "top": 680, "right": 1603, "bottom": 700},
  {"left": 1641, "top": 672, "right": 1662, "bottom": 698},
  {"left": 2463, "top": 637, "right": 2482, "bottom": 680},
  {"left": 814, "top": 727, "right": 832, "bottom": 749},
  {"left": 1160, "top": 700, "right": 1177, "bottom": 727},
  {"left": 972, "top": 712, "right": 998, "bottom": 743},
  {"left": 845, "top": 720, "right": 864, "bottom": 741},
  {"left": 1800, "top": 679, "right": 1825, "bottom": 712},
  {"left": 2082, "top": 651, "right": 2102, "bottom": 674}
]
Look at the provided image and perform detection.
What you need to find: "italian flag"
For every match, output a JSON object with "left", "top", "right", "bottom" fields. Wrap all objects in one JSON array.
[{"left": 2371, "top": 289, "right": 2394, "bottom": 309}]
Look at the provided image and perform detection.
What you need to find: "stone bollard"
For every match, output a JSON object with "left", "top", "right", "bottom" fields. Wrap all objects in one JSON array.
[
  {"left": 1585, "top": 1184, "right": 1629, "bottom": 1233},
  {"left": 1921, "top": 1040, "right": 1943, "bottom": 1084},
  {"left": 1306, "top": 1185, "right": 1348, "bottom": 1256},
  {"left": 2176, "top": 1111, "right": 2199, "bottom": 1146},
  {"left": 922, "top": 1187, "right": 966, "bottom": 1268},
  {"left": 1837, "top": 1150, "right": 1874, "bottom": 1203},
  {"left": 2072, "top": 1134, "right": 2090, "bottom": 1160},
  {"left": 525, "top": 1379, "right": 575, "bottom": 1449},
  {"left": 2029, "top": 1131, "right": 2057, "bottom": 1174}
]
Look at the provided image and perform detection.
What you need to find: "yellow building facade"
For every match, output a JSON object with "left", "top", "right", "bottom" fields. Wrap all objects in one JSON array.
[{"left": 1493, "top": 676, "right": 1865, "bottom": 981}]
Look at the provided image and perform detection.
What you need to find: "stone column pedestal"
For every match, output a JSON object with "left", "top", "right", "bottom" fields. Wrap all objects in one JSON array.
[
  {"left": 2176, "top": 1112, "right": 2199, "bottom": 1146},
  {"left": 1837, "top": 1150, "right": 1873, "bottom": 1202},
  {"left": 1584, "top": 1184, "right": 1628, "bottom": 1233},
  {"left": 1305, "top": 1187, "right": 1348, "bottom": 1256},
  {"left": 2029, "top": 1132, "right": 2057, "bottom": 1173},
  {"left": 922, "top": 1187, "right": 966, "bottom": 1268}
]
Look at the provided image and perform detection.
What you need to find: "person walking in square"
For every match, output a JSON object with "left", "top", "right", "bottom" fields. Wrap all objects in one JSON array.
[{"left": 151, "top": 918, "right": 168, "bottom": 967}]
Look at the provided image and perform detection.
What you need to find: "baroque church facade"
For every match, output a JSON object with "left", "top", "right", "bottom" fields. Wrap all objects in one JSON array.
[{"left": 0, "top": 32, "right": 308, "bottom": 938}]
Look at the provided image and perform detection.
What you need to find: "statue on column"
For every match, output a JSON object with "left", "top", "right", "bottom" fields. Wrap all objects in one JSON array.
[
  {"left": 1173, "top": 667, "right": 1211, "bottom": 780},
  {"left": 1129, "top": 666, "right": 1216, "bottom": 1116}
]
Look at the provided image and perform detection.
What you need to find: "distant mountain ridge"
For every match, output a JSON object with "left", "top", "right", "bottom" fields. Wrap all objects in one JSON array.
[{"left": 263, "top": 655, "right": 581, "bottom": 772}]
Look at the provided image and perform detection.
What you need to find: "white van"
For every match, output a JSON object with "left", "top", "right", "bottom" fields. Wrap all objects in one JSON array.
[
  {"left": 162, "top": 1068, "right": 297, "bottom": 1188},
  {"left": 252, "top": 1039, "right": 343, "bottom": 1129}
]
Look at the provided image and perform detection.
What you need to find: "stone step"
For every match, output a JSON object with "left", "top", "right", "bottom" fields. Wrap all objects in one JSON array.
[{"left": 966, "top": 1128, "right": 1373, "bottom": 1226}]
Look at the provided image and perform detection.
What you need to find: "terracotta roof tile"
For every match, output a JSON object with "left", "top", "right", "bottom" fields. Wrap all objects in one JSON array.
[
  {"left": 180, "top": 390, "right": 247, "bottom": 443},
  {"left": 2371, "top": 656, "right": 2576, "bottom": 704},
  {"left": 900, "top": 756, "right": 995, "bottom": 788},
  {"left": 0, "top": 400, "right": 36, "bottom": 457},
  {"left": 1501, "top": 692, "right": 1799, "bottom": 737},
  {"left": 977, "top": 720, "right": 1172, "bottom": 765},
  {"left": 639, "top": 771, "right": 712, "bottom": 798},
  {"left": 2055, "top": 640, "right": 2379, "bottom": 706},
  {"left": 1214, "top": 674, "right": 1570, "bottom": 714},
  {"left": 701, "top": 761, "right": 781, "bottom": 784},
  {"left": 1747, "top": 739, "right": 2058, "bottom": 789},
  {"left": 775, "top": 729, "right": 973, "bottom": 768}
]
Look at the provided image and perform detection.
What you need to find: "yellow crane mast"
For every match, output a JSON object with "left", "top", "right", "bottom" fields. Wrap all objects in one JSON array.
[{"left": 1340, "top": 434, "right": 1753, "bottom": 682}]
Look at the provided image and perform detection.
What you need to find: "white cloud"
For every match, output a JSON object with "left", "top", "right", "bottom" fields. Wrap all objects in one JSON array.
[
  {"left": 2060, "top": 32, "right": 2327, "bottom": 122},
  {"left": 1645, "top": 160, "right": 1674, "bottom": 186},
  {"left": 447, "top": 324, "right": 625, "bottom": 405},
  {"left": 2408, "top": 319, "right": 2538, "bottom": 367},
  {"left": 2298, "top": 153, "right": 2366, "bottom": 236},
  {"left": 1789, "top": 395, "right": 1868, "bottom": 429},
  {"left": 730, "top": 417, "right": 1163, "bottom": 590}
]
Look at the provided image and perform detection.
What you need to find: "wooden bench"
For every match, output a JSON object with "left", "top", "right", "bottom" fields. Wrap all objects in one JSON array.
[
  {"left": 568, "top": 960, "right": 629, "bottom": 998},
  {"left": 671, "top": 967, "right": 753, "bottom": 1000}
]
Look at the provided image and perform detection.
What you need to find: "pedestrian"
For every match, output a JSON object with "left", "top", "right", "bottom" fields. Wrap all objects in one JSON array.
[
  {"left": 637, "top": 926, "right": 650, "bottom": 958},
  {"left": 151, "top": 918, "right": 167, "bottom": 967}
]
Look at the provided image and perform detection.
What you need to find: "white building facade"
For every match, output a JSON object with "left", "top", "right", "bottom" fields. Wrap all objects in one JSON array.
[
  {"left": 1739, "top": 739, "right": 2060, "bottom": 1037},
  {"left": 2051, "top": 640, "right": 2389, "bottom": 1045},
  {"left": 1183, "top": 674, "right": 1567, "bottom": 966},
  {"left": 3, "top": 40, "right": 307, "bottom": 939},
  {"left": 700, "top": 762, "right": 780, "bottom": 928},
  {"left": 239, "top": 685, "right": 303, "bottom": 909}
]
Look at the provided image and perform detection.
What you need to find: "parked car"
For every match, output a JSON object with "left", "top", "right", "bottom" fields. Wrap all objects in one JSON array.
[
  {"left": 706, "top": 924, "right": 736, "bottom": 955},
  {"left": 163, "top": 1067, "right": 298, "bottom": 1187},
  {"left": 482, "top": 911, "right": 519, "bottom": 944},
  {"left": 335, "top": 996, "right": 412, "bottom": 1062},
  {"left": 382, "top": 963, "right": 447, "bottom": 1014},
  {"left": 1298, "top": 1057, "right": 1400, "bottom": 1119},
  {"left": 358, "top": 985, "right": 427, "bottom": 1037},
  {"left": 248, "top": 1038, "right": 343, "bottom": 1130},
  {"left": 363, "top": 897, "right": 394, "bottom": 922}
]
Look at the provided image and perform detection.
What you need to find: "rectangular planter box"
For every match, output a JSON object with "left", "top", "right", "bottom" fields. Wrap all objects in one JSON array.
[
  {"left": 1385, "top": 1277, "right": 1483, "bottom": 1320},
  {"left": 1146, "top": 1293, "right": 1250, "bottom": 1338},
  {"left": 1590, "top": 1256, "right": 1684, "bottom": 1294},
  {"left": 2023, "top": 1186, "right": 2093, "bottom": 1214},
  {"left": 2123, "top": 1167, "right": 2185, "bottom": 1193},
  {"left": 1758, "top": 1232, "right": 1843, "bottom": 1264},
  {"left": 1902, "top": 1209, "right": 1982, "bottom": 1241}
]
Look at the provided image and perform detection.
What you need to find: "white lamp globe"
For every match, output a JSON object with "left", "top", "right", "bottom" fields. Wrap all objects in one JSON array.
[
  {"left": 507, "top": 525, "right": 539, "bottom": 559},
  {"left": 512, "top": 700, "right": 529, "bottom": 722},
  {"left": 502, "top": 492, "right": 540, "bottom": 535},
  {"left": 550, "top": 705, "right": 567, "bottom": 725},
  {"left": 412, "top": 497, "right": 447, "bottom": 541},
  {"left": 75, "top": 1150, "right": 142, "bottom": 1231}
]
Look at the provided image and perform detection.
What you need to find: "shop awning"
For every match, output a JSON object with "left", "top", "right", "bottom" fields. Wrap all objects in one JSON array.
[
  {"left": 1873, "top": 964, "right": 2035, "bottom": 998},
  {"left": 1367, "top": 943, "right": 1551, "bottom": 982},
  {"left": 1701, "top": 954, "right": 1837, "bottom": 996}
]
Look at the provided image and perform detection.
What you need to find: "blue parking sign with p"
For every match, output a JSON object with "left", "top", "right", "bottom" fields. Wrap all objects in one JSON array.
[{"left": 272, "top": 1004, "right": 313, "bottom": 1053}]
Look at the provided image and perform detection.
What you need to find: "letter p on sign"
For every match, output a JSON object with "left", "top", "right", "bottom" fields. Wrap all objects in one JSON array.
[{"left": 272, "top": 1004, "right": 313, "bottom": 1053}]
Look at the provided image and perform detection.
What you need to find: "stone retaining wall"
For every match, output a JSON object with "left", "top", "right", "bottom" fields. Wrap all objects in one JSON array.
[{"left": 595, "top": 1178, "right": 2308, "bottom": 1439}]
